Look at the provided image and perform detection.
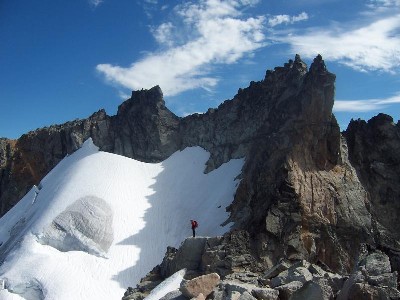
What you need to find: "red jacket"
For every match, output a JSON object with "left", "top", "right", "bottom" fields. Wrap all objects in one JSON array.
[{"left": 191, "top": 220, "right": 198, "bottom": 229}]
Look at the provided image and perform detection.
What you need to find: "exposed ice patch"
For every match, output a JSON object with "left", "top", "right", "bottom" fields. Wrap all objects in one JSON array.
[
  {"left": 144, "top": 269, "right": 186, "bottom": 300},
  {"left": 37, "top": 195, "right": 113, "bottom": 257},
  {"left": 6, "top": 279, "right": 44, "bottom": 300}
]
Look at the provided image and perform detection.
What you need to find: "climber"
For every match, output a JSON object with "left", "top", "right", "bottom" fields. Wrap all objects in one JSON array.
[{"left": 190, "top": 220, "right": 198, "bottom": 237}]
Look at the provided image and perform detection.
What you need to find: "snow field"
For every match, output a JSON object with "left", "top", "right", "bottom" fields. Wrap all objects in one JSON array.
[{"left": 0, "top": 139, "right": 244, "bottom": 300}]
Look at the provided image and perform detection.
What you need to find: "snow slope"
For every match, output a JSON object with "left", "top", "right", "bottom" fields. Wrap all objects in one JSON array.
[{"left": 0, "top": 139, "right": 243, "bottom": 300}]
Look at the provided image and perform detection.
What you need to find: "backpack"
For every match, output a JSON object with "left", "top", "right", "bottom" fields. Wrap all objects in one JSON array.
[{"left": 193, "top": 220, "right": 198, "bottom": 228}]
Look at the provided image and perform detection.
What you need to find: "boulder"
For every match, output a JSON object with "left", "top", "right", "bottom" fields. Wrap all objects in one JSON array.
[
  {"left": 336, "top": 271, "right": 366, "bottom": 300},
  {"left": 308, "top": 264, "right": 326, "bottom": 277},
  {"left": 161, "top": 238, "right": 207, "bottom": 277},
  {"left": 209, "top": 290, "right": 226, "bottom": 300},
  {"left": 322, "top": 272, "right": 346, "bottom": 295},
  {"left": 290, "top": 279, "right": 333, "bottom": 300},
  {"left": 381, "top": 287, "right": 400, "bottom": 299},
  {"left": 252, "top": 287, "right": 279, "bottom": 300},
  {"left": 275, "top": 281, "right": 303, "bottom": 300},
  {"left": 222, "top": 281, "right": 255, "bottom": 295},
  {"left": 270, "top": 267, "right": 312, "bottom": 288},
  {"left": 360, "top": 251, "right": 391, "bottom": 276},
  {"left": 262, "top": 261, "right": 291, "bottom": 280},
  {"left": 346, "top": 283, "right": 388, "bottom": 300},
  {"left": 122, "top": 287, "right": 144, "bottom": 300},
  {"left": 367, "top": 272, "right": 398, "bottom": 288},
  {"left": 159, "top": 290, "right": 187, "bottom": 300},
  {"left": 180, "top": 273, "right": 220, "bottom": 298},
  {"left": 224, "top": 272, "right": 259, "bottom": 285},
  {"left": 228, "top": 291, "right": 241, "bottom": 300},
  {"left": 190, "top": 293, "right": 206, "bottom": 300}
]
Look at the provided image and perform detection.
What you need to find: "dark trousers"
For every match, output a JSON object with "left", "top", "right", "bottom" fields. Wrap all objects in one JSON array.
[{"left": 192, "top": 228, "right": 196, "bottom": 237}]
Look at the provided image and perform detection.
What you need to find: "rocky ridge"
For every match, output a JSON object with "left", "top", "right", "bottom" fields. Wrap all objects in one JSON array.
[
  {"left": 1, "top": 55, "right": 400, "bottom": 297},
  {"left": 123, "top": 232, "right": 400, "bottom": 299}
]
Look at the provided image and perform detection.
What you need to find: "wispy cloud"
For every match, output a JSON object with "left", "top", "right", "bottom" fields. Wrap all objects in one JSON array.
[
  {"left": 273, "top": 1, "right": 400, "bottom": 73},
  {"left": 97, "top": 0, "right": 266, "bottom": 96},
  {"left": 267, "top": 12, "right": 308, "bottom": 27},
  {"left": 334, "top": 93, "right": 400, "bottom": 112},
  {"left": 367, "top": 0, "right": 400, "bottom": 9},
  {"left": 89, "top": 0, "right": 103, "bottom": 8}
]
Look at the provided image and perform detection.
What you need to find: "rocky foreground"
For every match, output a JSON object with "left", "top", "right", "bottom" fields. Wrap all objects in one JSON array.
[{"left": 123, "top": 231, "right": 400, "bottom": 300}]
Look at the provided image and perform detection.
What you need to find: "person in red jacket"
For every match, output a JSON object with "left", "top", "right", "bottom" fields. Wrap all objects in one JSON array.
[{"left": 190, "top": 220, "right": 198, "bottom": 237}]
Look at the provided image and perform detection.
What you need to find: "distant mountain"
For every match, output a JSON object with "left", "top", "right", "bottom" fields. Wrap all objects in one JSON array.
[{"left": 1, "top": 55, "right": 400, "bottom": 299}]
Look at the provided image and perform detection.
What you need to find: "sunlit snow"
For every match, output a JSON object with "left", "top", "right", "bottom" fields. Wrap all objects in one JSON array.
[{"left": 0, "top": 139, "right": 243, "bottom": 300}]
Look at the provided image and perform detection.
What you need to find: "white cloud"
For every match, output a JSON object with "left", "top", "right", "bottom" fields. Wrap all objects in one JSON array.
[
  {"left": 96, "top": 0, "right": 266, "bottom": 96},
  {"left": 268, "top": 12, "right": 308, "bottom": 27},
  {"left": 151, "top": 22, "right": 174, "bottom": 46},
  {"left": 334, "top": 93, "right": 400, "bottom": 112},
  {"left": 367, "top": 0, "right": 400, "bottom": 8},
  {"left": 273, "top": 2, "right": 400, "bottom": 73},
  {"left": 89, "top": 0, "right": 103, "bottom": 7}
]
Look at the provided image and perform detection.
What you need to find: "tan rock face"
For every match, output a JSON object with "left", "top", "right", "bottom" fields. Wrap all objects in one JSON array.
[
  {"left": 191, "top": 293, "right": 206, "bottom": 300},
  {"left": 180, "top": 273, "right": 220, "bottom": 298}
]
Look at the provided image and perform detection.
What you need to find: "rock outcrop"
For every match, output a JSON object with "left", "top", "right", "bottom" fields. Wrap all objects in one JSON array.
[
  {"left": 123, "top": 232, "right": 400, "bottom": 299},
  {"left": 2, "top": 55, "right": 400, "bottom": 288},
  {"left": 344, "top": 114, "right": 400, "bottom": 251}
]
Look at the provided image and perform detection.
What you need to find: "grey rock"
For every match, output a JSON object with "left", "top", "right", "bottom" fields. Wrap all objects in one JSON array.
[
  {"left": 263, "top": 261, "right": 291, "bottom": 280},
  {"left": 113, "top": 86, "right": 180, "bottom": 162},
  {"left": 122, "top": 287, "right": 144, "bottom": 300},
  {"left": 345, "top": 114, "right": 400, "bottom": 251},
  {"left": 360, "top": 251, "right": 392, "bottom": 276},
  {"left": 367, "top": 272, "right": 398, "bottom": 288},
  {"left": 346, "top": 282, "right": 390, "bottom": 300},
  {"left": 379, "top": 286, "right": 400, "bottom": 299},
  {"left": 161, "top": 238, "right": 207, "bottom": 278},
  {"left": 238, "top": 291, "right": 257, "bottom": 300},
  {"left": 227, "top": 291, "right": 241, "bottom": 300},
  {"left": 270, "top": 267, "right": 312, "bottom": 288},
  {"left": 222, "top": 281, "right": 255, "bottom": 295},
  {"left": 336, "top": 271, "right": 367, "bottom": 300},
  {"left": 323, "top": 272, "right": 346, "bottom": 295},
  {"left": 275, "top": 281, "right": 303, "bottom": 300},
  {"left": 251, "top": 287, "right": 279, "bottom": 300},
  {"left": 200, "top": 230, "right": 257, "bottom": 277},
  {"left": 159, "top": 290, "right": 187, "bottom": 300},
  {"left": 209, "top": 289, "right": 226, "bottom": 300},
  {"left": 308, "top": 264, "right": 326, "bottom": 277},
  {"left": 290, "top": 279, "right": 333, "bottom": 300},
  {"left": 224, "top": 272, "right": 259, "bottom": 285}
]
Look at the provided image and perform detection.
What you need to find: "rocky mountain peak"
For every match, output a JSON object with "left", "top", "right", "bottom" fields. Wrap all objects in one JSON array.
[
  {"left": 309, "top": 54, "right": 327, "bottom": 73},
  {"left": 264, "top": 55, "right": 308, "bottom": 87},
  {"left": 117, "top": 85, "right": 166, "bottom": 115}
]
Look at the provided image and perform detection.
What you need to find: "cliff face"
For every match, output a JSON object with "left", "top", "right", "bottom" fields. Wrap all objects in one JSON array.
[
  {"left": 1, "top": 55, "right": 399, "bottom": 275},
  {"left": 344, "top": 114, "right": 400, "bottom": 251}
]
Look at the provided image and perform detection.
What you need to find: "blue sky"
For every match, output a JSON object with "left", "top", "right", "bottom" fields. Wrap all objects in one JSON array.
[{"left": 1, "top": 0, "right": 399, "bottom": 139}]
